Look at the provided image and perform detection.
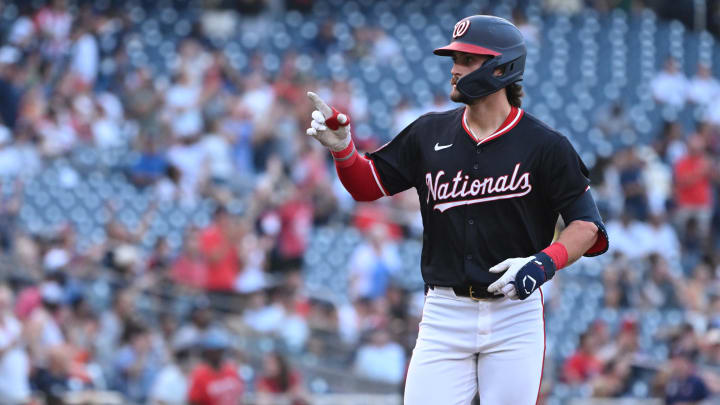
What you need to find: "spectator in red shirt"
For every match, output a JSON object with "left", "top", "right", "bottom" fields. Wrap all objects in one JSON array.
[
  {"left": 256, "top": 352, "right": 310, "bottom": 405},
  {"left": 187, "top": 330, "right": 244, "bottom": 405},
  {"left": 269, "top": 189, "right": 313, "bottom": 274},
  {"left": 171, "top": 229, "right": 208, "bottom": 290},
  {"left": 199, "top": 207, "right": 239, "bottom": 292},
  {"left": 673, "top": 136, "right": 714, "bottom": 238},
  {"left": 563, "top": 330, "right": 604, "bottom": 384}
]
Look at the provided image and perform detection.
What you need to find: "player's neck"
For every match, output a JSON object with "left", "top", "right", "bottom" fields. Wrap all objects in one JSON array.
[{"left": 463, "top": 93, "right": 512, "bottom": 143}]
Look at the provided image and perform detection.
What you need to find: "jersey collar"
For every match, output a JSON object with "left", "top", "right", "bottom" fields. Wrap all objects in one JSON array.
[{"left": 462, "top": 106, "right": 524, "bottom": 145}]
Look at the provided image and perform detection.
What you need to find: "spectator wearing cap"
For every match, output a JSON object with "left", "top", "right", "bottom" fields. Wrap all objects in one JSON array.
[{"left": 187, "top": 330, "right": 244, "bottom": 405}]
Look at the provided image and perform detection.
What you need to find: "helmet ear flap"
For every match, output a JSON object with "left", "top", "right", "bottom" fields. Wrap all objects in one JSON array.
[
  {"left": 456, "top": 53, "right": 526, "bottom": 100},
  {"left": 498, "top": 55, "right": 525, "bottom": 80}
]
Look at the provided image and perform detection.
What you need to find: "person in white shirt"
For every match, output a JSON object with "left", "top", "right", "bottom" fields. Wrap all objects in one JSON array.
[
  {"left": 354, "top": 329, "right": 406, "bottom": 384},
  {"left": 166, "top": 135, "right": 210, "bottom": 200},
  {"left": 0, "top": 126, "right": 22, "bottom": 177},
  {"left": 200, "top": 121, "right": 233, "bottom": 183},
  {"left": 69, "top": 25, "right": 99, "bottom": 86},
  {"left": 0, "top": 284, "right": 31, "bottom": 403},
  {"left": 347, "top": 223, "right": 402, "bottom": 301},
  {"left": 645, "top": 214, "right": 681, "bottom": 264},
  {"left": 148, "top": 348, "right": 190, "bottom": 405},
  {"left": 606, "top": 213, "right": 654, "bottom": 260},
  {"left": 650, "top": 58, "right": 689, "bottom": 108},
  {"left": 687, "top": 64, "right": 720, "bottom": 107}
]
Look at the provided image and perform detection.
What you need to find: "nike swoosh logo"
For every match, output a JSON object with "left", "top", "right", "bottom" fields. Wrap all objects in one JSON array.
[{"left": 434, "top": 143, "right": 453, "bottom": 151}]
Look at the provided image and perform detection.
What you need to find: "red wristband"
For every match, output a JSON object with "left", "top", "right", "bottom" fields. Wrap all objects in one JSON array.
[
  {"left": 331, "top": 139, "right": 357, "bottom": 168},
  {"left": 542, "top": 242, "right": 569, "bottom": 270}
]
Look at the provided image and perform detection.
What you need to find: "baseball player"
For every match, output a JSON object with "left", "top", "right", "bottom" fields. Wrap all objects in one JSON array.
[{"left": 305, "top": 15, "right": 609, "bottom": 404}]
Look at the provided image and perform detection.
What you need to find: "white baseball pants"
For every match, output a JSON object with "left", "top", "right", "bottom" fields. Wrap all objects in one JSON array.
[{"left": 404, "top": 286, "right": 545, "bottom": 405}]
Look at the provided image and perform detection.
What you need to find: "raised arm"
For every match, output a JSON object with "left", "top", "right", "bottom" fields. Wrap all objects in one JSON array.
[{"left": 306, "top": 92, "right": 387, "bottom": 201}]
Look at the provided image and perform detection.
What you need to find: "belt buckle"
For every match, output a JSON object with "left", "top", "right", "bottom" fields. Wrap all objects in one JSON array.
[{"left": 468, "top": 285, "right": 483, "bottom": 301}]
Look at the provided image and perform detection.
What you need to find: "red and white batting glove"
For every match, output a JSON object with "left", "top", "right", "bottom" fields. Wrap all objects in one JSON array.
[{"left": 306, "top": 91, "right": 352, "bottom": 152}]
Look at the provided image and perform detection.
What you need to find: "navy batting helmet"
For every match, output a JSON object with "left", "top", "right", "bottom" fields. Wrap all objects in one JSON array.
[{"left": 434, "top": 15, "right": 526, "bottom": 100}]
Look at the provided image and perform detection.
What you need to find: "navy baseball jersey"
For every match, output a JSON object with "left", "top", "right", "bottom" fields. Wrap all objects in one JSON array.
[{"left": 367, "top": 106, "right": 590, "bottom": 285}]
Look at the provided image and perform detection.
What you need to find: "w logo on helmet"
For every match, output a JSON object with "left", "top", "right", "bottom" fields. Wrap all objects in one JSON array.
[{"left": 452, "top": 20, "right": 471, "bottom": 39}]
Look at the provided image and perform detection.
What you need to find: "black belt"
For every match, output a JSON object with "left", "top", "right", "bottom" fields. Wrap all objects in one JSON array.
[{"left": 425, "top": 283, "right": 504, "bottom": 300}]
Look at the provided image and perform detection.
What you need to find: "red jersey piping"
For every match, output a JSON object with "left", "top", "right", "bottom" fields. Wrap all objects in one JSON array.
[{"left": 462, "top": 106, "right": 523, "bottom": 145}]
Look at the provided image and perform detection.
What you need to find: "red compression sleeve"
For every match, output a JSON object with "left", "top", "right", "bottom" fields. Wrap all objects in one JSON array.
[
  {"left": 542, "top": 242, "right": 569, "bottom": 270},
  {"left": 331, "top": 141, "right": 387, "bottom": 201}
]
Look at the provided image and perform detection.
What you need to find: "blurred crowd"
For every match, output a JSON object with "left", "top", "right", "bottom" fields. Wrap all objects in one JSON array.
[
  {"left": 0, "top": 0, "right": 427, "bottom": 403},
  {"left": 0, "top": 0, "right": 718, "bottom": 404},
  {"left": 545, "top": 55, "right": 720, "bottom": 403}
]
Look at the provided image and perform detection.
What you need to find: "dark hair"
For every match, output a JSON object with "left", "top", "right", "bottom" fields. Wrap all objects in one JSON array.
[
  {"left": 166, "top": 165, "right": 181, "bottom": 182},
  {"left": 270, "top": 352, "right": 291, "bottom": 392},
  {"left": 506, "top": 82, "right": 524, "bottom": 107}
]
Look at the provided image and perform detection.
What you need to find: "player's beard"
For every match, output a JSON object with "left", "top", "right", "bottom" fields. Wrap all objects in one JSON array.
[
  {"left": 450, "top": 77, "right": 475, "bottom": 105},
  {"left": 450, "top": 85, "right": 475, "bottom": 105}
]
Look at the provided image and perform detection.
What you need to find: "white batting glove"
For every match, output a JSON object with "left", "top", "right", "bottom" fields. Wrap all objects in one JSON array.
[
  {"left": 306, "top": 91, "right": 351, "bottom": 152},
  {"left": 486, "top": 256, "right": 535, "bottom": 300}
]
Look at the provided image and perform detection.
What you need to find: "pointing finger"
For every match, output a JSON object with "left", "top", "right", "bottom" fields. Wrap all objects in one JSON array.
[
  {"left": 337, "top": 114, "right": 348, "bottom": 125},
  {"left": 307, "top": 92, "right": 333, "bottom": 118}
]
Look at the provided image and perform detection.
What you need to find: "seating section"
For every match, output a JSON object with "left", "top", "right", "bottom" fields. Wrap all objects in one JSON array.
[{"left": 0, "top": 0, "right": 717, "bottom": 402}]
